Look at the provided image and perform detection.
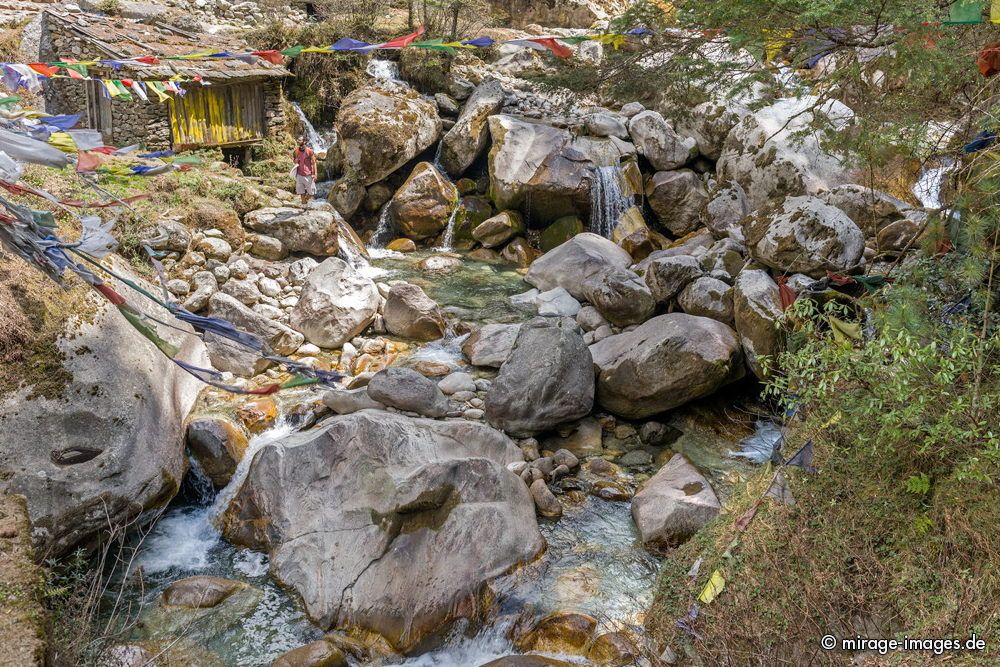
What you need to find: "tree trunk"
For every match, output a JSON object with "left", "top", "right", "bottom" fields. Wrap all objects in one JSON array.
[
  {"left": 450, "top": 2, "right": 459, "bottom": 41},
  {"left": 408, "top": 0, "right": 414, "bottom": 29}
]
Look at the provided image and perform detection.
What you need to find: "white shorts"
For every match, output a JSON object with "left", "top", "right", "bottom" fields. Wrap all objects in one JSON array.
[{"left": 295, "top": 174, "right": 316, "bottom": 195}]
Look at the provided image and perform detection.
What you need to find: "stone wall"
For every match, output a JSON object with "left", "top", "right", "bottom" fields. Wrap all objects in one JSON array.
[
  {"left": 0, "top": 495, "right": 47, "bottom": 667},
  {"left": 262, "top": 78, "right": 287, "bottom": 137}
]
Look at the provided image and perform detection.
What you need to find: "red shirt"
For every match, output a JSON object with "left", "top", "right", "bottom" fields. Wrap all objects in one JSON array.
[{"left": 294, "top": 147, "right": 315, "bottom": 177}]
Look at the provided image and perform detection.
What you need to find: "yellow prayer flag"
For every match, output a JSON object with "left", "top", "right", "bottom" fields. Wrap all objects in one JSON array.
[
  {"left": 992, "top": 0, "right": 1000, "bottom": 22},
  {"left": 698, "top": 570, "right": 726, "bottom": 604},
  {"left": 47, "top": 131, "right": 77, "bottom": 153}
]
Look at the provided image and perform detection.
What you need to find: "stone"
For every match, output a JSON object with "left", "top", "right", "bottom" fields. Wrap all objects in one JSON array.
[
  {"left": 480, "top": 657, "right": 577, "bottom": 667},
  {"left": 462, "top": 323, "right": 521, "bottom": 367},
  {"left": 718, "top": 96, "right": 854, "bottom": 210},
  {"left": 289, "top": 258, "right": 379, "bottom": 349},
  {"left": 437, "top": 372, "right": 477, "bottom": 395},
  {"left": 877, "top": 217, "right": 922, "bottom": 253},
  {"left": 742, "top": 195, "right": 865, "bottom": 277},
  {"left": 441, "top": 78, "right": 505, "bottom": 177},
  {"left": 328, "top": 176, "right": 366, "bottom": 219},
  {"left": 587, "top": 631, "right": 640, "bottom": 666},
  {"left": 166, "top": 278, "right": 190, "bottom": 297},
  {"left": 677, "top": 276, "right": 734, "bottom": 324},
  {"left": 536, "top": 287, "right": 582, "bottom": 318},
  {"left": 486, "top": 318, "right": 595, "bottom": 437},
  {"left": 472, "top": 211, "right": 524, "bottom": 248},
  {"left": 516, "top": 611, "right": 597, "bottom": 654},
  {"left": 618, "top": 450, "right": 653, "bottom": 467},
  {"left": 181, "top": 270, "right": 218, "bottom": 312},
  {"left": 366, "top": 367, "right": 449, "bottom": 418},
  {"left": 584, "top": 112, "right": 629, "bottom": 139},
  {"left": 322, "top": 388, "right": 385, "bottom": 415},
  {"left": 575, "top": 305, "right": 609, "bottom": 332},
  {"left": 383, "top": 283, "right": 447, "bottom": 341},
  {"left": 206, "top": 292, "right": 303, "bottom": 375},
  {"left": 185, "top": 417, "right": 249, "bottom": 487},
  {"left": 242, "top": 207, "right": 342, "bottom": 256},
  {"left": 590, "top": 314, "right": 745, "bottom": 418},
  {"left": 525, "top": 233, "right": 632, "bottom": 300},
  {"left": 390, "top": 162, "right": 458, "bottom": 241},
  {"left": 143, "top": 219, "right": 191, "bottom": 252},
  {"left": 335, "top": 82, "right": 442, "bottom": 185},
  {"left": 539, "top": 215, "right": 584, "bottom": 252},
  {"left": 289, "top": 258, "right": 319, "bottom": 284},
  {"left": 418, "top": 255, "right": 463, "bottom": 273},
  {"left": 221, "top": 412, "right": 542, "bottom": 652},
  {"left": 643, "top": 255, "right": 704, "bottom": 304},
  {"left": 236, "top": 397, "right": 279, "bottom": 434},
  {"left": 552, "top": 449, "right": 579, "bottom": 470},
  {"left": 620, "top": 102, "right": 645, "bottom": 118},
  {"left": 529, "top": 479, "right": 563, "bottom": 518},
  {"left": 161, "top": 576, "right": 246, "bottom": 609},
  {"left": 645, "top": 170, "right": 710, "bottom": 237},
  {"left": 434, "top": 92, "right": 460, "bottom": 116},
  {"left": 194, "top": 236, "right": 233, "bottom": 261},
  {"left": 704, "top": 181, "right": 750, "bottom": 242},
  {"left": 701, "top": 238, "right": 746, "bottom": 277},
  {"left": 463, "top": 408, "right": 485, "bottom": 420},
  {"left": 632, "top": 454, "right": 721, "bottom": 549},
  {"left": 818, "top": 184, "right": 911, "bottom": 237},
  {"left": 487, "top": 115, "right": 635, "bottom": 222},
  {"left": 220, "top": 278, "right": 261, "bottom": 306},
  {"left": 271, "top": 639, "right": 347, "bottom": 667},
  {"left": 627, "top": 110, "right": 697, "bottom": 170},
  {"left": 582, "top": 267, "right": 656, "bottom": 326},
  {"left": 500, "top": 237, "right": 540, "bottom": 267},
  {"left": 733, "top": 269, "right": 784, "bottom": 378},
  {"left": 386, "top": 238, "right": 416, "bottom": 253},
  {"left": 248, "top": 233, "right": 286, "bottom": 261}
]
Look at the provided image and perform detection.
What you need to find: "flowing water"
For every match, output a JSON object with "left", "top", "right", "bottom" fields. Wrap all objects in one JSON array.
[
  {"left": 367, "top": 58, "right": 402, "bottom": 82},
  {"left": 589, "top": 165, "right": 631, "bottom": 239},
  {"left": 433, "top": 207, "right": 460, "bottom": 252},
  {"left": 369, "top": 203, "right": 395, "bottom": 250},
  {"left": 289, "top": 102, "right": 335, "bottom": 155},
  {"left": 912, "top": 157, "right": 956, "bottom": 210}
]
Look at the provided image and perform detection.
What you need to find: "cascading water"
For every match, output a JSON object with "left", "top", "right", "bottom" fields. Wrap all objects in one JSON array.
[
  {"left": 434, "top": 206, "right": 460, "bottom": 252},
  {"left": 369, "top": 202, "right": 395, "bottom": 250},
  {"left": 289, "top": 102, "right": 335, "bottom": 154},
  {"left": 913, "top": 157, "right": 956, "bottom": 210},
  {"left": 589, "top": 165, "right": 632, "bottom": 239},
  {"left": 366, "top": 58, "right": 402, "bottom": 82}
]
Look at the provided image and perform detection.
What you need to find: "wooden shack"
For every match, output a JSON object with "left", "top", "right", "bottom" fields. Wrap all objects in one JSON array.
[{"left": 39, "top": 11, "right": 290, "bottom": 159}]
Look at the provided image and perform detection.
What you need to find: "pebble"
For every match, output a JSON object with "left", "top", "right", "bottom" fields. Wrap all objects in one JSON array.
[
  {"left": 474, "top": 379, "right": 492, "bottom": 392},
  {"left": 463, "top": 408, "right": 485, "bottom": 420},
  {"left": 469, "top": 397, "right": 484, "bottom": 409},
  {"left": 618, "top": 450, "right": 653, "bottom": 467},
  {"left": 450, "top": 390, "right": 476, "bottom": 403},
  {"left": 438, "top": 372, "right": 477, "bottom": 395}
]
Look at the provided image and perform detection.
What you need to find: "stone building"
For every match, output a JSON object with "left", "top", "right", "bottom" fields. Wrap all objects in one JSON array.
[{"left": 39, "top": 10, "right": 289, "bottom": 159}]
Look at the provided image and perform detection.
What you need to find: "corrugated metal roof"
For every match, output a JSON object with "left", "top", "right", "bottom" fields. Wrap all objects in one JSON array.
[{"left": 45, "top": 11, "right": 290, "bottom": 80}]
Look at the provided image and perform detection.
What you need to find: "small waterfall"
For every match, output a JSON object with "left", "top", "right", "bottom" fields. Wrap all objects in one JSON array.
[
  {"left": 368, "top": 203, "right": 395, "bottom": 250},
  {"left": 589, "top": 165, "right": 631, "bottom": 239},
  {"left": 366, "top": 58, "right": 401, "bottom": 82},
  {"left": 289, "top": 102, "right": 335, "bottom": 154},
  {"left": 435, "top": 206, "right": 460, "bottom": 252},
  {"left": 913, "top": 158, "right": 956, "bottom": 209}
]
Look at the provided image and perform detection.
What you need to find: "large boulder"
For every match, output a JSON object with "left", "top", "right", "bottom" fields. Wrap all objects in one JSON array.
[
  {"left": 472, "top": 211, "right": 524, "bottom": 248},
  {"left": 626, "top": 110, "right": 697, "bottom": 170},
  {"left": 440, "top": 78, "right": 505, "bottom": 178},
  {"left": 742, "top": 195, "right": 864, "bottom": 277},
  {"left": 366, "top": 367, "right": 449, "bottom": 418},
  {"left": 185, "top": 417, "right": 249, "bottom": 488},
  {"left": 718, "top": 96, "right": 854, "bottom": 210},
  {"left": 382, "top": 283, "right": 447, "bottom": 341},
  {"left": 677, "top": 276, "right": 734, "bottom": 325},
  {"left": 817, "top": 184, "right": 911, "bottom": 237},
  {"left": 589, "top": 314, "right": 745, "bottom": 418},
  {"left": 485, "top": 318, "right": 594, "bottom": 437},
  {"left": 581, "top": 267, "right": 656, "bottom": 327},
  {"left": 631, "top": 453, "right": 721, "bottom": 550},
  {"left": 643, "top": 255, "right": 704, "bottom": 304},
  {"left": 645, "top": 170, "right": 710, "bottom": 237},
  {"left": 462, "top": 323, "right": 521, "bottom": 368},
  {"left": 733, "top": 269, "right": 784, "bottom": 378},
  {"left": 206, "top": 292, "right": 304, "bottom": 376},
  {"left": 389, "top": 162, "right": 458, "bottom": 241},
  {"left": 0, "top": 258, "right": 206, "bottom": 557},
  {"left": 242, "top": 207, "right": 341, "bottom": 257},
  {"left": 335, "top": 82, "right": 442, "bottom": 185},
  {"left": 220, "top": 411, "right": 544, "bottom": 652},
  {"left": 524, "top": 233, "right": 631, "bottom": 299},
  {"left": 703, "top": 181, "right": 750, "bottom": 242},
  {"left": 487, "top": 115, "right": 633, "bottom": 223},
  {"left": 674, "top": 97, "right": 751, "bottom": 161},
  {"left": 289, "top": 258, "right": 379, "bottom": 348}
]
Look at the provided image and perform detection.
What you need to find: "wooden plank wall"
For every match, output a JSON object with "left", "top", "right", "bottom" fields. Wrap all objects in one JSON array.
[{"left": 169, "top": 82, "right": 266, "bottom": 148}]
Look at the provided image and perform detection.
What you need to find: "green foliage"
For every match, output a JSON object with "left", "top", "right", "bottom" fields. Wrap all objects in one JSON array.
[
  {"left": 399, "top": 47, "right": 452, "bottom": 93},
  {"left": 904, "top": 472, "right": 931, "bottom": 495}
]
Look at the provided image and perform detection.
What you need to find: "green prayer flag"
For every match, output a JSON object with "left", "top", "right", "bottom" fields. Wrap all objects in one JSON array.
[
  {"left": 112, "top": 80, "right": 133, "bottom": 101},
  {"left": 118, "top": 306, "right": 181, "bottom": 357},
  {"left": 280, "top": 45, "right": 306, "bottom": 57},
  {"left": 413, "top": 38, "right": 456, "bottom": 54},
  {"left": 828, "top": 315, "right": 862, "bottom": 343},
  {"left": 0, "top": 95, "right": 19, "bottom": 107},
  {"left": 558, "top": 36, "right": 589, "bottom": 45},
  {"left": 63, "top": 63, "right": 89, "bottom": 77},
  {"left": 945, "top": 0, "right": 984, "bottom": 24}
]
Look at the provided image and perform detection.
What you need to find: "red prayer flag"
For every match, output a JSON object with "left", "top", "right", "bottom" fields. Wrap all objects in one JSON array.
[
  {"left": 776, "top": 276, "right": 798, "bottom": 311},
  {"left": 28, "top": 63, "right": 59, "bottom": 77},
  {"left": 379, "top": 25, "right": 426, "bottom": 49},
  {"left": 252, "top": 50, "right": 285, "bottom": 65},
  {"left": 134, "top": 56, "right": 160, "bottom": 65},
  {"left": 528, "top": 37, "right": 573, "bottom": 58},
  {"left": 979, "top": 42, "right": 1000, "bottom": 77},
  {"left": 75, "top": 151, "right": 103, "bottom": 173}
]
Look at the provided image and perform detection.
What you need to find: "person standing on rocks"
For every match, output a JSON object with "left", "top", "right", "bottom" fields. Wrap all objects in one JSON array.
[{"left": 293, "top": 135, "right": 318, "bottom": 205}]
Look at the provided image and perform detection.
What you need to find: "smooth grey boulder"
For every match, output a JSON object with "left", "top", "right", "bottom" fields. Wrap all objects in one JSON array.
[
  {"left": 525, "top": 233, "right": 632, "bottom": 300},
  {"left": 704, "top": 181, "right": 750, "bottom": 242},
  {"left": 366, "top": 367, "right": 449, "bottom": 418},
  {"left": 322, "top": 388, "right": 385, "bottom": 414},
  {"left": 677, "top": 276, "right": 734, "bottom": 325},
  {"left": 645, "top": 170, "right": 709, "bottom": 237},
  {"left": 643, "top": 255, "right": 704, "bottom": 304},
  {"left": 462, "top": 323, "right": 521, "bottom": 368},
  {"left": 818, "top": 184, "right": 911, "bottom": 237},
  {"left": 383, "top": 283, "right": 447, "bottom": 341},
  {"left": 627, "top": 110, "right": 697, "bottom": 170},
  {"left": 206, "top": 292, "right": 304, "bottom": 377},
  {"left": 289, "top": 258, "right": 379, "bottom": 349},
  {"left": 440, "top": 78, "right": 505, "bottom": 178},
  {"left": 0, "top": 258, "right": 206, "bottom": 557},
  {"left": 733, "top": 269, "right": 785, "bottom": 378},
  {"left": 486, "top": 318, "right": 595, "bottom": 437},
  {"left": 583, "top": 267, "right": 656, "bottom": 326},
  {"left": 589, "top": 314, "right": 744, "bottom": 418},
  {"left": 242, "top": 207, "right": 341, "bottom": 257},
  {"left": 632, "top": 453, "right": 721, "bottom": 550},
  {"left": 742, "top": 195, "right": 864, "bottom": 277},
  {"left": 221, "top": 411, "right": 543, "bottom": 652}
]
